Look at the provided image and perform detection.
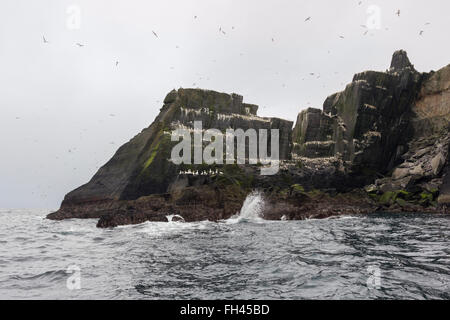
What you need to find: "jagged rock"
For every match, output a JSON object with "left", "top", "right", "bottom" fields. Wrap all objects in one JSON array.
[
  {"left": 48, "top": 89, "right": 293, "bottom": 222},
  {"left": 410, "top": 165, "right": 424, "bottom": 176},
  {"left": 392, "top": 168, "right": 410, "bottom": 180},
  {"left": 48, "top": 50, "right": 450, "bottom": 227},
  {"left": 291, "top": 50, "right": 423, "bottom": 178},
  {"left": 389, "top": 50, "right": 415, "bottom": 72},
  {"left": 431, "top": 152, "right": 446, "bottom": 176},
  {"left": 292, "top": 108, "right": 335, "bottom": 158},
  {"left": 412, "top": 63, "right": 450, "bottom": 137}
]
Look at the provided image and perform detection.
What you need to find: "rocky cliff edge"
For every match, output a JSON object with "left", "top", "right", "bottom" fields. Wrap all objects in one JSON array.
[{"left": 47, "top": 51, "right": 450, "bottom": 227}]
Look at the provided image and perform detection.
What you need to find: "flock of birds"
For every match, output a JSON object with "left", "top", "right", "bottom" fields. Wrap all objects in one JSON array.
[
  {"left": 35, "top": 5, "right": 435, "bottom": 110},
  {"left": 40, "top": 5, "right": 432, "bottom": 72},
  {"left": 34, "top": 6, "right": 435, "bottom": 120}
]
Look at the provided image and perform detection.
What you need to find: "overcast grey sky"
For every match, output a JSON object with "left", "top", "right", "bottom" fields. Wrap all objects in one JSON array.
[{"left": 0, "top": 0, "right": 449, "bottom": 209}]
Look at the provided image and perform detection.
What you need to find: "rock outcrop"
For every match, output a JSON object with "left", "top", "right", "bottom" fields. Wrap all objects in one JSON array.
[
  {"left": 48, "top": 51, "right": 450, "bottom": 227},
  {"left": 368, "top": 62, "right": 450, "bottom": 210},
  {"left": 293, "top": 50, "right": 423, "bottom": 177}
]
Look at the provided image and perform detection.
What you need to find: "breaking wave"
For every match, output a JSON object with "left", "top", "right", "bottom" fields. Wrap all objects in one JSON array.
[{"left": 227, "top": 191, "right": 265, "bottom": 223}]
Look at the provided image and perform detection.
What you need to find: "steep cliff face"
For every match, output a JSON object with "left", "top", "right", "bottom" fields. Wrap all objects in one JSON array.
[
  {"left": 293, "top": 50, "right": 423, "bottom": 176},
  {"left": 382, "top": 63, "right": 450, "bottom": 207},
  {"left": 48, "top": 50, "right": 449, "bottom": 227},
  {"left": 49, "top": 89, "right": 293, "bottom": 222}
]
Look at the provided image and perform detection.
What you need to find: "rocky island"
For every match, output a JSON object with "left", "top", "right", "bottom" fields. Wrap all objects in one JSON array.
[{"left": 47, "top": 51, "right": 450, "bottom": 227}]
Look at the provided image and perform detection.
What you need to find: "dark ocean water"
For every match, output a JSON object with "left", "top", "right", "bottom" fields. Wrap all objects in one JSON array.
[{"left": 0, "top": 193, "right": 449, "bottom": 300}]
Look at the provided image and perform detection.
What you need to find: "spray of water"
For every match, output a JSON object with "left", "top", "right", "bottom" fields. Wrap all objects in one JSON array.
[
  {"left": 227, "top": 191, "right": 265, "bottom": 223},
  {"left": 166, "top": 214, "right": 185, "bottom": 223}
]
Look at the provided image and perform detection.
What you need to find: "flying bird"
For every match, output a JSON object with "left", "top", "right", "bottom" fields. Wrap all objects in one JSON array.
[
  {"left": 152, "top": 30, "right": 158, "bottom": 38},
  {"left": 396, "top": 10, "right": 401, "bottom": 17},
  {"left": 419, "top": 30, "right": 424, "bottom": 36},
  {"left": 43, "top": 36, "right": 49, "bottom": 43},
  {"left": 194, "top": 15, "right": 197, "bottom": 19},
  {"left": 339, "top": 35, "right": 345, "bottom": 39},
  {"left": 76, "top": 43, "right": 84, "bottom": 47},
  {"left": 305, "top": 17, "right": 311, "bottom": 22},
  {"left": 115, "top": 61, "right": 119, "bottom": 67}
]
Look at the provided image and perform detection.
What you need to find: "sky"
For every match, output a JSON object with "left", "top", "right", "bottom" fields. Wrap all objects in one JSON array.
[{"left": 0, "top": 0, "right": 449, "bottom": 209}]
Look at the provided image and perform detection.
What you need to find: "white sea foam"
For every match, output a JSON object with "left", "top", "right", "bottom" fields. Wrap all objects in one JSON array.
[
  {"left": 166, "top": 214, "right": 186, "bottom": 223},
  {"left": 136, "top": 218, "right": 212, "bottom": 237}
]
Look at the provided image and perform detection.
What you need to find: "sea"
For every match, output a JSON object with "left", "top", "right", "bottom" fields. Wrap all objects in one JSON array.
[{"left": 0, "top": 192, "right": 449, "bottom": 299}]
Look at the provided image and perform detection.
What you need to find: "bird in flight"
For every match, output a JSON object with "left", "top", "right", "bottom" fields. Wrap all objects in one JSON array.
[
  {"left": 194, "top": 15, "right": 197, "bottom": 19},
  {"left": 76, "top": 43, "right": 84, "bottom": 47},
  {"left": 43, "top": 36, "right": 49, "bottom": 43},
  {"left": 116, "top": 61, "right": 119, "bottom": 67},
  {"left": 339, "top": 35, "right": 345, "bottom": 39},
  {"left": 152, "top": 30, "right": 158, "bottom": 38},
  {"left": 305, "top": 17, "right": 311, "bottom": 22},
  {"left": 419, "top": 30, "right": 424, "bottom": 36},
  {"left": 396, "top": 10, "right": 401, "bottom": 17}
]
